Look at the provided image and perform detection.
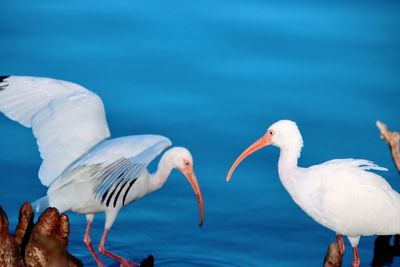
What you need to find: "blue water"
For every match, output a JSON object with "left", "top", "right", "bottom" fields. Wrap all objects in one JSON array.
[{"left": 1, "top": 1, "right": 400, "bottom": 266}]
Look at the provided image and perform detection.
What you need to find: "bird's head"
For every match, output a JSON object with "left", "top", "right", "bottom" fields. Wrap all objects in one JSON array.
[
  {"left": 267, "top": 120, "right": 303, "bottom": 150},
  {"left": 163, "top": 147, "right": 204, "bottom": 226},
  {"left": 164, "top": 147, "right": 194, "bottom": 170},
  {"left": 226, "top": 120, "right": 303, "bottom": 182}
]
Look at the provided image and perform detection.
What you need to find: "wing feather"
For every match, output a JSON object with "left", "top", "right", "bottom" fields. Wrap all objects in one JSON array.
[
  {"left": 319, "top": 158, "right": 388, "bottom": 171},
  {"left": 0, "top": 76, "right": 111, "bottom": 186},
  {"left": 92, "top": 138, "right": 171, "bottom": 202}
]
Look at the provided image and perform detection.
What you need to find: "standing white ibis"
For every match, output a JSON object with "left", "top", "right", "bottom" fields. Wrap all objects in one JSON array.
[
  {"left": 0, "top": 76, "right": 204, "bottom": 267},
  {"left": 227, "top": 119, "right": 400, "bottom": 267}
]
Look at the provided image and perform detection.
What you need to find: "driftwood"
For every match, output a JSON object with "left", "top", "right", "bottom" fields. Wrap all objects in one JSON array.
[
  {"left": 0, "top": 203, "right": 155, "bottom": 267},
  {"left": 376, "top": 121, "right": 400, "bottom": 173},
  {"left": 323, "top": 242, "right": 342, "bottom": 267},
  {"left": 0, "top": 202, "right": 82, "bottom": 267}
]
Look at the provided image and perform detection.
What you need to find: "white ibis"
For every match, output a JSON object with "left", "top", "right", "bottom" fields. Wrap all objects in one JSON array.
[
  {"left": 0, "top": 76, "right": 204, "bottom": 267},
  {"left": 227, "top": 119, "right": 399, "bottom": 267}
]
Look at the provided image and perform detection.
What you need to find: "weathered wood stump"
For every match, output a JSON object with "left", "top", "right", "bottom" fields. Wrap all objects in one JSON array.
[
  {"left": 0, "top": 202, "right": 155, "bottom": 267},
  {"left": 0, "top": 203, "right": 81, "bottom": 267},
  {"left": 376, "top": 120, "right": 400, "bottom": 173},
  {"left": 323, "top": 242, "right": 342, "bottom": 267}
]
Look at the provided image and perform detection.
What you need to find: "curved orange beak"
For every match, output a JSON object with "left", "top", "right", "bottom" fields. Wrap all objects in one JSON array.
[
  {"left": 182, "top": 168, "right": 204, "bottom": 227},
  {"left": 226, "top": 134, "right": 272, "bottom": 182}
]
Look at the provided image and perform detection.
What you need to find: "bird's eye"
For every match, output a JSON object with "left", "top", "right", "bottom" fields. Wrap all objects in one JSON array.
[
  {"left": 185, "top": 161, "right": 190, "bottom": 166},
  {"left": 269, "top": 130, "right": 273, "bottom": 135}
]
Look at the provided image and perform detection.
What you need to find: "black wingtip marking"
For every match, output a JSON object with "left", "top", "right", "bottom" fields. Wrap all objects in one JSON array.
[
  {"left": 106, "top": 188, "right": 116, "bottom": 207},
  {"left": 123, "top": 178, "right": 138, "bottom": 206},
  {"left": 113, "top": 181, "right": 128, "bottom": 208},
  {"left": 0, "top": 76, "right": 10, "bottom": 90},
  {"left": 101, "top": 171, "right": 125, "bottom": 204},
  {"left": 106, "top": 179, "right": 124, "bottom": 207},
  {"left": 101, "top": 189, "right": 109, "bottom": 204},
  {"left": 0, "top": 76, "right": 9, "bottom": 82}
]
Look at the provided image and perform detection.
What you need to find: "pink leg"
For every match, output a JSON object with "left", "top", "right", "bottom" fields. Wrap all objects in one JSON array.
[
  {"left": 84, "top": 216, "right": 104, "bottom": 267},
  {"left": 352, "top": 246, "right": 360, "bottom": 267},
  {"left": 99, "top": 229, "right": 139, "bottom": 267},
  {"left": 336, "top": 234, "right": 345, "bottom": 255}
]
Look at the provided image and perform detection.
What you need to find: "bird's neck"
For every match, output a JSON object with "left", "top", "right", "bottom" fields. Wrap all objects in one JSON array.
[
  {"left": 150, "top": 158, "right": 173, "bottom": 192},
  {"left": 278, "top": 145, "right": 301, "bottom": 192}
]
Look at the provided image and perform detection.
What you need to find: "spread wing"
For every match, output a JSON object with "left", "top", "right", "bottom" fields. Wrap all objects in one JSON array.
[
  {"left": 0, "top": 76, "right": 111, "bottom": 186},
  {"left": 91, "top": 137, "right": 172, "bottom": 206}
]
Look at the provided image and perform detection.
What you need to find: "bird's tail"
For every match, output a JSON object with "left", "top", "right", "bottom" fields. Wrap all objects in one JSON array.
[{"left": 32, "top": 195, "right": 50, "bottom": 214}]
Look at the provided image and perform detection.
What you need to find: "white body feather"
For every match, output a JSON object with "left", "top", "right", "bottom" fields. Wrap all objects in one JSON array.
[
  {"left": 47, "top": 135, "right": 172, "bottom": 214},
  {"left": 269, "top": 120, "right": 399, "bottom": 247},
  {"left": 283, "top": 160, "right": 399, "bottom": 240}
]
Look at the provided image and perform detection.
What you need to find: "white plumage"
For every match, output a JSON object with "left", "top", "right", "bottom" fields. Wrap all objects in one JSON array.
[
  {"left": 0, "top": 76, "right": 110, "bottom": 185},
  {"left": 0, "top": 76, "right": 204, "bottom": 267},
  {"left": 293, "top": 159, "right": 399, "bottom": 238},
  {"left": 227, "top": 119, "right": 399, "bottom": 267}
]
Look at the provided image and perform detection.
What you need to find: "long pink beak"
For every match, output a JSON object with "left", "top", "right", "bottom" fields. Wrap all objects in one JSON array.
[
  {"left": 183, "top": 169, "right": 204, "bottom": 227},
  {"left": 226, "top": 134, "right": 272, "bottom": 182}
]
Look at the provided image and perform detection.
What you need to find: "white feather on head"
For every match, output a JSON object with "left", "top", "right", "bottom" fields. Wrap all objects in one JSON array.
[
  {"left": 160, "top": 147, "right": 193, "bottom": 170},
  {"left": 268, "top": 120, "right": 304, "bottom": 158}
]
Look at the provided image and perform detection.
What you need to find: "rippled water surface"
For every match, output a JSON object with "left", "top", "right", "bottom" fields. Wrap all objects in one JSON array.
[{"left": 1, "top": 1, "right": 400, "bottom": 266}]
